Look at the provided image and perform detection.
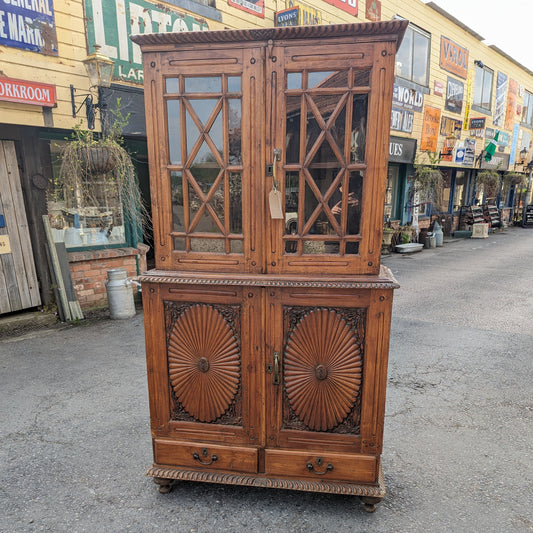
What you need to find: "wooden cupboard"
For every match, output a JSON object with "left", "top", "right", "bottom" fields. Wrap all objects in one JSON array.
[{"left": 133, "top": 21, "right": 405, "bottom": 512}]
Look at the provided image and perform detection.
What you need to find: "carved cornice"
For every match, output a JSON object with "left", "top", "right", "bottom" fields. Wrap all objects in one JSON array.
[
  {"left": 139, "top": 268, "right": 399, "bottom": 290},
  {"left": 146, "top": 463, "right": 385, "bottom": 498},
  {"left": 131, "top": 21, "right": 408, "bottom": 50}
]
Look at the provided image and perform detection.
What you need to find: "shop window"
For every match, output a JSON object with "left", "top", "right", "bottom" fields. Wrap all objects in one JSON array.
[
  {"left": 48, "top": 140, "right": 127, "bottom": 248},
  {"left": 385, "top": 166, "right": 399, "bottom": 220},
  {"left": 522, "top": 90, "right": 533, "bottom": 128},
  {"left": 394, "top": 23, "right": 430, "bottom": 87},
  {"left": 473, "top": 64, "right": 493, "bottom": 112}
]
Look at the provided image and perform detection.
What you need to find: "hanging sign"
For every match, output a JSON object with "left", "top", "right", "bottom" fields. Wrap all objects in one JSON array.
[
  {"left": 0, "top": 77, "right": 56, "bottom": 107},
  {"left": 0, "top": 0, "right": 58, "bottom": 55}
]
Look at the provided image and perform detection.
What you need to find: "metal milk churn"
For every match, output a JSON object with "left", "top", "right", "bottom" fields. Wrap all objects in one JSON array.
[
  {"left": 105, "top": 268, "right": 136, "bottom": 319},
  {"left": 433, "top": 220, "right": 444, "bottom": 247}
]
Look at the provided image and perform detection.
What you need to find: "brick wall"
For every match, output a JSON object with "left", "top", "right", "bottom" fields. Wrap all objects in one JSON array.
[{"left": 67, "top": 245, "right": 148, "bottom": 310}]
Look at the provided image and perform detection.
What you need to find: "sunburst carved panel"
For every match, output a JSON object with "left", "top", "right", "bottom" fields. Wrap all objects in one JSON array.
[
  {"left": 284, "top": 308, "right": 363, "bottom": 432},
  {"left": 167, "top": 304, "right": 240, "bottom": 423}
]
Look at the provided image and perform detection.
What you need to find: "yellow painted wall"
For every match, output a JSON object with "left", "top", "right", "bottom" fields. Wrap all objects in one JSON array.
[{"left": 1, "top": 0, "right": 533, "bottom": 166}]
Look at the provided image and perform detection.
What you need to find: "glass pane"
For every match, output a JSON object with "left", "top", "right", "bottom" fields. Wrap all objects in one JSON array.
[
  {"left": 167, "top": 100, "right": 181, "bottom": 165},
  {"left": 227, "top": 76, "right": 241, "bottom": 92},
  {"left": 191, "top": 238, "right": 225, "bottom": 253},
  {"left": 351, "top": 95, "right": 368, "bottom": 163},
  {"left": 228, "top": 99, "right": 242, "bottom": 165},
  {"left": 285, "top": 240, "right": 298, "bottom": 253},
  {"left": 285, "top": 171, "right": 299, "bottom": 219},
  {"left": 286, "top": 96, "right": 301, "bottom": 164},
  {"left": 413, "top": 31, "right": 429, "bottom": 86},
  {"left": 304, "top": 179, "right": 321, "bottom": 230},
  {"left": 185, "top": 77, "right": 221, "bottom": 93},
  {"left": 190, "top": 142, "right": 221, "bottom": 179},
  {"left": 308, "top": 71, "right": 337, "bottom": 88},
  {"left": 395, "top": 27, "right": 413, "bottom": 80},
  {"left": 173, "top": 237, "right": 185, "bottom": 250},
  {"left": 287, "top": 72, "right": 302, "bottom": 90},
  {"left": 353, "top": 70, "right": 370, "bottom": 87},
  {"left": 345, "top": 241, "right": 359, "bottom": 255},
  {"left": 229, "top": 172, "right": 242, "bottom": 233},
  {"left": 482, "top": 71, "right": 493, "bottom": 109},
  {"left": 230, "top": 240, "right": 243, "bottom": 253},
  {"left": 324, "top": 241, "right": 340, "bottom": 254},
  {"left": 346, "top": 172, "right": 363, "bottom": 235},
  {"left": 171, "top": 171, "right": 185, "bottom": 232},
  {"left": 166, "top": 78, "right": 180, "bottom": 93},
  {"left": 303, "top": 241, "right": 326, "bottom": 254}
]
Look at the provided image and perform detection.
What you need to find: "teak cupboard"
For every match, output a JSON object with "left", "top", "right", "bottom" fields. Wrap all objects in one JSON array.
[{"left": 133, "top": 21, "right": 406, "bottom": 512}]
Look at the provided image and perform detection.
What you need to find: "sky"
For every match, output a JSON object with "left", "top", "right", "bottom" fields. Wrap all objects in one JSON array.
[{"left": 426, "top": 1, "right": 533, "bottom": 72}]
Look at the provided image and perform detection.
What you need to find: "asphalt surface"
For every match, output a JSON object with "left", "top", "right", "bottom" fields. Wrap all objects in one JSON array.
[{"left": 1, "top": 227, "right": 532, "bottom": 532}]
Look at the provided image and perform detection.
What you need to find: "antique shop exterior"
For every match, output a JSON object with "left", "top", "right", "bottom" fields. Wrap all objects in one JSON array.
[{"left": 1, "top": 0, "right": 533, "bottom": 315}]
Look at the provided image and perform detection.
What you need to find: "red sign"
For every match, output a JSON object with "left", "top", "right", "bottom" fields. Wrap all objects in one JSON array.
[
  {"left": 324, "top": 0, "right": 357, "bottom": 17},
  {"left": 0, "top": 77, "right": 57, "bottom": 107},
  {"left": 365, "top": 0, "right": 380, "bottom": 21}
]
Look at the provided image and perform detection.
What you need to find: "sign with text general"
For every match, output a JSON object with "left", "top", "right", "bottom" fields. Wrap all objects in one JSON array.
[
  {"left": 0, "top": 0, "right": 58, "bottom": 55},
  {"left": 84, "top": 0, "right": 209, "bottom": 84}
]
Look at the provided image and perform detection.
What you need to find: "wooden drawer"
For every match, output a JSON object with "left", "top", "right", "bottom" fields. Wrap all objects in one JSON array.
[
  {"left": 265, "top": 449, "right": 377, "bottom": 484},
  {"left": 154, "top": 439, "right": 258, "bottom": 474}
]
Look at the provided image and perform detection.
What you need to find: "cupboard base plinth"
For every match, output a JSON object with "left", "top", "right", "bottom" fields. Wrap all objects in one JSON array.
[{"left": 147, "top": 461, "right": 385, "bottom": 508}]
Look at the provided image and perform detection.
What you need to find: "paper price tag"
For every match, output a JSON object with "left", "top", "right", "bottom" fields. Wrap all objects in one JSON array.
[{"left": 268, "top": 188, "right": 284, "bottom": 219}]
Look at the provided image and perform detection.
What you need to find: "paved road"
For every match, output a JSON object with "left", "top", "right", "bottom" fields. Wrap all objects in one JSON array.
[{"left": 1, "top": 227, "right": 532, "bottom": 532}]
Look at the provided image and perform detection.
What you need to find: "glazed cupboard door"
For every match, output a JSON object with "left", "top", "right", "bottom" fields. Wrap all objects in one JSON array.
[
  {"left": 264, "top": 286, "right": 394, "bottom": 484},
  {"left": 143, "top": 46, "right": 264, "bottom": 274},
  {"left": 143, "top": 281, "right": 264, "bottom": 474},
  {"left": 266, "top": 39, "right": 396, "bottom": 276}
]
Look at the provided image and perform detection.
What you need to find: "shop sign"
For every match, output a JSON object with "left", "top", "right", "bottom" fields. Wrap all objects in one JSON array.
[
  {"left": 463, "top": 138, "right": 475, "bottom": 166},
  {"left": 505, "top": 79, "right": 518, "bottom": 131},
  {"left": 445, "top": 77, "right": 464, "bottom": 114},
  {"left": 276, "top": 7, "right": 298, "bottom": 26},
  {"left": 440, "top": 36, "right": 468, "bottom": 79},
  {"left": 0, "top": 0, "right": 57, "bottom": 55},
  {"left": 440, "top": 116, "right": 462, "bottom": 138},
  {"left": 494, "top": 71, "right": 507, "bottom": 127},
  {"left": 365, "top": 0, "right": 380, "bottom": 21},
  {"left": 480, "top": 152, "right": 509, "bottom": 171},
  {"left": 469, "top": 117, "right": 485, "bottom": 138},
  {"left": 420, "top": 106, "right": 441, "bottom": 152},
  {"left": 388, "top": 136, "right": 416, "bottom": 163},
  {"left": 454, "top": 143, "right": 465, "bottom": 164},
  {"left": 393, "top": 83, "right": 423, "bottom": 112},
  {"left": 434, "top": 80, "right": 444, "bottom": 97},
  {"left": 441, "top": 136, "right": 455, "bottom": 162},
  {"left": 0, "top": 76, "right": 56, "bottom": 106},
  {"left": 229, "top": 0, "right": 265, "bottom": 18},
  {"left": 323, "top": 0, "right": 357, "bottom": 16},
  {"left": 509, "top": 124, "right": 520, "bottom": 165},
  {"left": 286, "top": 0, "right": 321, "bottom": 24},
  {"left": 390, "top": 107, "right": 413, "bottom": 133},
  {"left": 85, "top": 0, "right": 209, "bottom": 84}
]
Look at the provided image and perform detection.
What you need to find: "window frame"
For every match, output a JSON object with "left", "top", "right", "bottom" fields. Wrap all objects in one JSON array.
[
  {"left": 522, "top": 90, "right": 533, "bottom": 128},
  {"left": 394, "top": 22, "right": 431, "bottom": 88},
  {"left": 472, "top": 63, "right": 494, "bottom": 114}
]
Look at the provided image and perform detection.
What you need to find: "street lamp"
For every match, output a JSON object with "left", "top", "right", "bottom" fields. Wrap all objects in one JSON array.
[{"left": 70, "top": 45, "right": 115, "bottom": 130}]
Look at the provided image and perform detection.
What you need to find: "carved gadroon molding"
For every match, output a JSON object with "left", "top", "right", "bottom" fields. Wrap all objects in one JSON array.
[
  {"left": 146, "top": 464, "right": 385, "bottom": 499},
  {"left": 284, "top": 308, "right": 363, "bottom": 432},
  {"left": 167, "top": 304, "right": 240, "bottom": 423}
]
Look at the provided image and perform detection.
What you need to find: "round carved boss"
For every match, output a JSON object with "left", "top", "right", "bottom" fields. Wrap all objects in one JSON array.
[
  {"left": 284, "top": 309, "right": 362, "bottom": 431},
  {"left": 167, "top": 304, "right": 240, "bottom": 422}
]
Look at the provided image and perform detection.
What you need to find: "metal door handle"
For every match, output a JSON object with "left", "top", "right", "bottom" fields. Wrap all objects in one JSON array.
[{"left": 273, "top": 351, "right": 280, "bottom": 385}]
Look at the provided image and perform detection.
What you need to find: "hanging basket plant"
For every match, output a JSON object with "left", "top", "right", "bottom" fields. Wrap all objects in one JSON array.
[
  {"left": 503, "top": 171, "right": 527, "bottom": 188},
  {"left": 57, "top": 101, "right": 149, "bottom": 231},
  {"left": 476, "top": 170, "right": 500, "bottom": 199},
  {"left": 412, "top": 151, "right": 444, "bottom": 203}
]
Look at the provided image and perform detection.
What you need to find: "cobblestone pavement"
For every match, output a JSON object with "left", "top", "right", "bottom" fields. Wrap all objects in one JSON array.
[{"left": 1, "top": 227, "right": 532, "bottom": 532}]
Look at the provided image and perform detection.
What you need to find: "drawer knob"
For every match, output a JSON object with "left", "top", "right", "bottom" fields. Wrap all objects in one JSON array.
[
  {"left": 306, "top": 457, "right": 333, "bottom": 475},
  {"left": 193, "top": 448, "right": 218, "bottom": 465}
]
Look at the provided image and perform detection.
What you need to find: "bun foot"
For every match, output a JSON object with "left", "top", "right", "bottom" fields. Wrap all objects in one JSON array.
[
  {"left": 153, "top": 477, "right": 173, "bottom": 493},
  {"left": 361, "top": 496, "right": 382, "bottom": 513}
]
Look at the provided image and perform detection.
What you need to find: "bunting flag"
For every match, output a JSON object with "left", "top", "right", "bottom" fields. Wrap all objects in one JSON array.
[{"left": 484, "top": 131, "right": 500, "bottom": 161}]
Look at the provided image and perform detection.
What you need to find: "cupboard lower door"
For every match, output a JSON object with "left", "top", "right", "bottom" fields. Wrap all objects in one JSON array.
[
  {"left": 264, "top": 285, "right": 394, "bottom": 487},
  {"left": 142, "top": 281, "right": 264, "bottom": 477}
]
